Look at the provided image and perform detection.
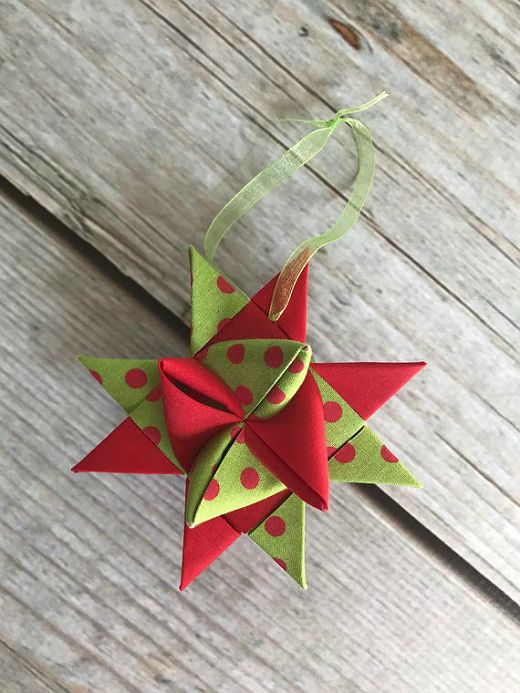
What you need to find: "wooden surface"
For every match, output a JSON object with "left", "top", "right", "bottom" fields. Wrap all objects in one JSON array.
[{"left": 0, "top": 1, "right": 518, "bottom": 690}]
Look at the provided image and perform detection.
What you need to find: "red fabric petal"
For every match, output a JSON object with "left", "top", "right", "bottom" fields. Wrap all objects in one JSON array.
[
  {"left": 159, "top": 358, "right": 241, "bottom": 472},
  {"left": 246, "top": 373, "right": 329, "bottom": 511},
  {"left": 311, "top": 362, "right": 427, "bottom": 420},
  {"left": 180, "top": 480, "right": 241, "bottom": 590},
  {"left": 72, "top": 418, "right": 182, "bottom": 474}
]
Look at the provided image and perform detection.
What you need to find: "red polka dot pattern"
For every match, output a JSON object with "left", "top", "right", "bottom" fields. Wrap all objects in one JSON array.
[
  {"left": 204, "top": 478, "right": 220, "bottom": 500},
  {"left": 334, "top": 442, "right": 356, "bottom": 464},
  {"left": 326, "top": 446, "right": 336, "bottom": 459},
  {"left": 227, "top": 343, "right": 245, "bottom": 364},
  {"left": 125, "top": 368, "right": 148, "bottom": 388},
  {"left": 265, "top": 515, "right": 286, "bottom": 537},
  {"left": 143, "top": 426, "right": 161, "bottom": 445},
  {"left": 264, "top": 345, "right": 284, "bottom": 368},
  {"left": 381, "top": 445, "right": 399, "bottom": 463},
  {"left": 90, "top": 370, "right": 103, "bottom": 384},
  {"left": 274, "top": 558, "right": 287, "bottom": 571},
  {"left": 267, "top": 386, "right": 286, "bottom": 404},
  {"left": 323, "top": 400, "right": 343, "bottom": 423},
  {"left": 240, "top": 467, "right": 260, "bottom": 489},
  {"left": 217, "top": 276, "right": 235, "bottom": 294},
  {"left": 146, "top": 385, "right": 162, "bottom": 401},
  {"left": 288, "top": 357, "right": 305, "bottom": 373},
  {"left": 235, "top": 385, "right": 253, "bottom": 405}
]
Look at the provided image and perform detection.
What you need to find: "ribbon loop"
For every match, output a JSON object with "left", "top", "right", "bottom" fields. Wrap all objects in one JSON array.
[{"left": 203, "top": 91, "right": 388, "bottom": 320}]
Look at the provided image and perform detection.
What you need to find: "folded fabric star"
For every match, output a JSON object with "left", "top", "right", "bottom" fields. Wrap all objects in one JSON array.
[{"left": 73, "top": 93, "right": 426, "bottom": 589}]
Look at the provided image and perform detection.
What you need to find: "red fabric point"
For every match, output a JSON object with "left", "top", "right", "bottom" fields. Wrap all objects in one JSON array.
[
  {"left": 323, "top": 401, "right": 343, "bottom": 423},
  {"left": 143, "top": 426, "right": 161, "bottom": 445},
  {"left": 240, "top": 467, "right": 260, "bottom": 489},
  {"left": 125, "top": 368, "right": 148, "bottom": 388},
  {"left": 288, "top": 357, "right": 305, "bottom": 374},
  {"left": 146, "top": 385, "right": 162, "bottom": 401},
  {"left": 204, "top": 478, "right": 220, "bottom": 500},
  {"left": 273, "top": 558, "right": 287, "bottom": 571},
  {"left": 264, "top": 345, "right": 284, "bottom": 368},
  {"left": 381, "top": 445, "right": 399, "bottom": 463},
  {"left": 72, "top": 418, "right": 181, "bottom": 474},
  {"left": 334, "top": 442, "right": 356, "bottom": 464},
  {"left": 312, "top": 362, "right": 426, "bottom": 420},
  {"left": 217, "top": 276, "right": 235, "bottom": 294},
  {"left": 90, "top": 369, "right": 103, "bottom": 384},
  {"left": 180, "top": 481, "right": 240, "bottom": 591},
  {"left": 227, "top": 343, "right": 245, "bottom": 364},
  {"left": 267, "top": 386, "right": 286, "bottom": 405},
  {"left": 235, "top": 385, "right": 253, "bottom": 405},
  {"left": 326, "top": 446, "right": 336, "bottom": 458},
  {"left": 265, "top": 515, "right": 286, "bottom": 537}
]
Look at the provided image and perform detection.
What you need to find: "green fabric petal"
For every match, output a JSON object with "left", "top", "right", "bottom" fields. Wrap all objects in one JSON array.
[
  {"left": 249, "top": 493, "right": 306, "bottom": 588},
  {"left": 78, "top": 356, "right": 160, "bottom": 414},
  {"left": 186, "top": 425, "right": 285, "bottom": 526},
  {"left": 202, "top": 339, "right": 310, "bottom": 418},
  {"left": 329, "top": 425, "right": 421, "bottom": 486},
  {"left": 189, "top": 246, "right": 248, "bottom": 355}
]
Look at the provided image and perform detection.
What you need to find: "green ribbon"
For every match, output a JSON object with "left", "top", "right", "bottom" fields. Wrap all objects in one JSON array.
[{"left": 203, "top": 91, "right": 388, "bottom": 320}]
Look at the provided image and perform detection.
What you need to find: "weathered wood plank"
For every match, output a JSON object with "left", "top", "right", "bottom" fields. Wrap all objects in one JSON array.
[
  {"left": 0, "top": 0, "right": 518, "bottom": 601},
  {"left": 1, "top": 186, "right": 519, "bottom": 691},
  {"left": 0, "top": 640, "right": 67, "bottom": 693}
]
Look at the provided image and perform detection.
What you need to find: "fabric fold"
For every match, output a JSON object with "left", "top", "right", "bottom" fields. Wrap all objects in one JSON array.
[
  {"left": 159, "top": 357, "right": 241, "bottom": 472},
  {"left": 246, "top": 373, "right": 329, "bottom": 511}
]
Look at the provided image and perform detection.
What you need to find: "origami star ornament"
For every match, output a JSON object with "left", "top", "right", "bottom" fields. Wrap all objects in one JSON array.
[
  {"left": 73, "top": 94, "right": 426, "bottom": 589},
  {"left": 74, "top": 246, "right": 426, "bottom": 589}
]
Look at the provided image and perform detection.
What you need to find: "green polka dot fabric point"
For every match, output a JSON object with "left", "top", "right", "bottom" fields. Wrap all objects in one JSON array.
[
  {"left": 78, "top": 356, "right": 160, "bottom": 414},
  {"left": 189, "top": 246, "right": 248, "bottom": 355},
  {"left": 249, "top": 493, "right": 306, "bottom": 588},
  {"left": 329, "top": 426, "right": 421, "bottom": 487},
  {"left": 73, "top": 96, "right": 427, "bottom": 592}
]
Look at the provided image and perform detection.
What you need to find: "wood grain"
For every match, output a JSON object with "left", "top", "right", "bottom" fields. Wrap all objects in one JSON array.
[
  {"left": 0, "top": 185, "right": 519, "bottom": 691},
  {"left": 1, "top": 0, "right": 517, "bottom": 601}
]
